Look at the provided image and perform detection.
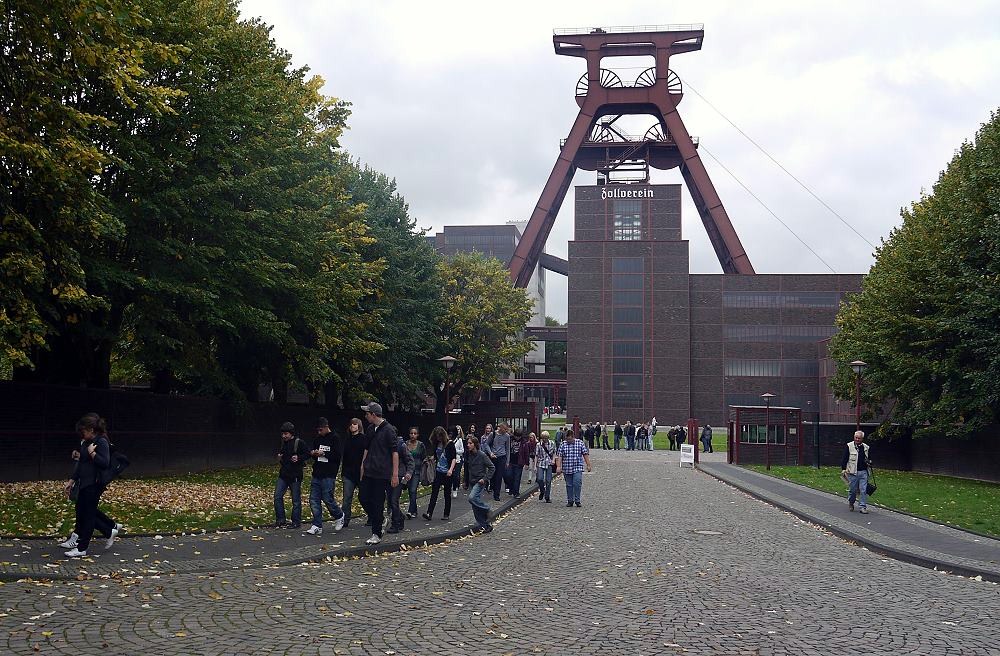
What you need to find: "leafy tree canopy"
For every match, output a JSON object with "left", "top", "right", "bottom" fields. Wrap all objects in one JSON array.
[
  {"left": 435, "top": 252, "right": 534, "bottom": 407},
  {"left": 829, "top": 109, "right": 1000, "bottom": 436}
]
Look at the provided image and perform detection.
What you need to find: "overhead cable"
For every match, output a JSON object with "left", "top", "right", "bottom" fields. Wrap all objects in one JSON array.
[
  {"left": 685, "top": 81, "right": 878, "bottom": 251},
  {"left": 700, "top": 145, "right": 838, "bottom": 273}
]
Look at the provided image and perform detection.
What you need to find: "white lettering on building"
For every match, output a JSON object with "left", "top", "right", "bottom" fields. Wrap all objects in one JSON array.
[{"left": 600, "top": 187, "right": 654, "bottom": 200}]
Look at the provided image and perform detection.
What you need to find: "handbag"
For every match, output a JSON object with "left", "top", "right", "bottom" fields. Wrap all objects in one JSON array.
[
  {"left": 419, "top": 457, "right": 435, "bottom": 486},
  {"left": 68, "top": 480, "right": 80, "bottom": 502},
  {"left": 865, "top": 468, "right": 877, "bottom": 496}
]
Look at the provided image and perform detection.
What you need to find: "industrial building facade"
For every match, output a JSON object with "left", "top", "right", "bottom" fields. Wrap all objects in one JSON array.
[{"left": 567, "top": 183, "right": 862, "bottom": 426}]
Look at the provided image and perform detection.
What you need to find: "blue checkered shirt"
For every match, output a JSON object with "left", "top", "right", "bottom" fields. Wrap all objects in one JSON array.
[{"left": 557, "top": 439, "right": 589, "bottom": 474}]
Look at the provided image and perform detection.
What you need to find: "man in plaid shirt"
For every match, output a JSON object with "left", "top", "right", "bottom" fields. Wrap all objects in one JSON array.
[{"left": 555, "top": 429, "right": 592, "bottom": 507}]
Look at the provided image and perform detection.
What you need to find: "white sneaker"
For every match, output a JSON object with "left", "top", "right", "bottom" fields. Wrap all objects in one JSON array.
[
  {"left": 365, "top": 534, "right": 381, "bottom": 545},
  {"left": 105, "top": 527, "right": 119, "bottom": 550},
  {"left": 860, "top": 507, "right": 869, "bottom": 514},
  {"left": 334, "top": 516, "right": 345, "bottom": 532},
  {"left": 452, "top": 490, "right": 458, "bottom": 498},
  {"left": 58, "top": 533, "right": 79, "bottom": 549},
  {"left": 64, "top": 548, "right": 87, "bottom": 558},
  {"left": 305, "top": 525, "right": 322, "bottom": 536}
]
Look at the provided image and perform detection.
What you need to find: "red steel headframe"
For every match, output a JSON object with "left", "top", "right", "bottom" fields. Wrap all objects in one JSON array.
[{"left": 508, "top": 26, "right": 755, "bottom": 287}]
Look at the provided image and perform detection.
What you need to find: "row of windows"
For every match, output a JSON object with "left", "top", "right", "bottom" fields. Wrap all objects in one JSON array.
[
  {"left": 740, "top": 424, "right": 787, "bottom": 445},
  {"left": 442, "top": 234, "right": 515, "bottom": 247},
  {"left": 612, "top": 257, "right": 643, "bottom": 273},
  {"left": 725, "top": 359, "right": 819, "bottom": 378},
  {"left": 613, "top": 290, "right": 644, "bottom": 307},
  {"left": 613, "top": 358, "right": 643, "bottom": 373},
  {"left": 613, "top": 307, "right": 643, "bottom": 323},
  {"left": 726, "top": 394, "right": 816, "bottom": 410},
  {"left": 724, "top": 325, "right": 839, "bottom": 343},
  {"left": 611, "top": 274, "right": 643, "bottom": 290},
  {"left": 723, "top": 291, "right": 842, "bottom": 309},
  {"left": 612, "top": 200, "right": 643, "bottom": 241},
  {"left": 613, "top": 375, "right": 643, "bottom": 391},
  {"left": 613, "top": 324, "right": 643, "bottom": 339},
  {"left": 613, "top": 341, "right": 643, "bottom": 357},
  {"left": 612, "top": 392, "right": 643, "bottom": 408}
]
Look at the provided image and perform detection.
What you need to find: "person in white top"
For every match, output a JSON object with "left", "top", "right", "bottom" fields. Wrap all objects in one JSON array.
[{"left": 452, "top": 426, "right": 465, "bottom": 497}]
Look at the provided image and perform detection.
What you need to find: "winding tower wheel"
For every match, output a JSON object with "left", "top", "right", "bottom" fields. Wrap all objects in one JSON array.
[
  {"left": 634, "top": 67, "right": 683, "bottom": 95},
  {"left": 575, "top": 68, "right": 624, "bottom": 96}
]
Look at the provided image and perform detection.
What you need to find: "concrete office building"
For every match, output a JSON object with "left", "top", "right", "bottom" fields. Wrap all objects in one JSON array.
[
  {"left": 567, "top": 183, "right": 862, "bottom": 426},
  {"left": 429, "top": 223, "right": 547, "bottom": 373}
]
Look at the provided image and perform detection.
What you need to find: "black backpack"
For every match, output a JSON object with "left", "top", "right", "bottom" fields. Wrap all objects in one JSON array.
[{"left": 100, "top": 439, "right": 130, "bottom": 485}]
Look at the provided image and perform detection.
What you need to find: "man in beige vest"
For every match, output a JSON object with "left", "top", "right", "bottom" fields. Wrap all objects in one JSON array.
[{"left": 840, "top": 431, "right": 872, "bottom": 513}]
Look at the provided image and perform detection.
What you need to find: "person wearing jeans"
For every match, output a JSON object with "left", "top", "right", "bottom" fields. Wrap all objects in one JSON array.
[
  {"left": 404, "top": 428, "right": 426, "bottom": 517},
  {"left": 305, "top": 417, "right": 345, "bottom": 536},
  {"left": 464, "top": 436, "right": 495, "bottom": 532},
  {"left": 341, "top": 417, "right": 368, "bottom": 528},
  {"left": 487, "top": 424, "right": 511, "bottom": 501},
  {"left": 534, "top": 431, "right": 555, "bottom": 503},
  {"left": 555, "top": 429, "right": 592, "bottom": 507},
  {"left": 423, "top": 426, "right": 457, "bottom": 520},
  {"left": 274, "top": 422, "right": 309, "bottom": 528},
  {"left": 841, "top": 430, "right": 872, "bottom": 513}
]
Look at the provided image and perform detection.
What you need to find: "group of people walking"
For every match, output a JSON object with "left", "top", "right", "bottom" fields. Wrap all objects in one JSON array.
[{"left": 271, "top": 403, "right": 597, "bottom": 545}]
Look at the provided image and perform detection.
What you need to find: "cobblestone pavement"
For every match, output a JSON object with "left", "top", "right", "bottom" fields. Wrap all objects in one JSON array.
[{"left": 3, "top": 450, "right": 999, "bottom": 655}]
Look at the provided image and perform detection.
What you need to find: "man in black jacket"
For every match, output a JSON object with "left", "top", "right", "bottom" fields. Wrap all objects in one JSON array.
[
  {"left": 359, "top": 402, "right": 399, "bottom": 545},
  {"left": 274, "top": 421, "right": 310, "bottom": 529},
  {"left": 305, "top": 417, "right": 346, "bottom": 536}
]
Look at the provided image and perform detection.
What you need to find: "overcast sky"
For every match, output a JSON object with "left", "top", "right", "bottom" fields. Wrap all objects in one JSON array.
[{"left": 239, "top": 1, "right": 1000, "bottom": 322}]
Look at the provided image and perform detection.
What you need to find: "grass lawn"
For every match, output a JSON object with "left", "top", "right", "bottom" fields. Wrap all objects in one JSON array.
[
  {"left": 746, "top": 465, "right": 1000, "bottom": 538},
  {"left": 0, "top": 466, "right": 433, "bottom": 538}
]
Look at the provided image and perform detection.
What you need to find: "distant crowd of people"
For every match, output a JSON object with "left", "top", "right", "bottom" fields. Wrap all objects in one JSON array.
[{"left": 563, "top": 419, "right": 715, "bottom": 454}]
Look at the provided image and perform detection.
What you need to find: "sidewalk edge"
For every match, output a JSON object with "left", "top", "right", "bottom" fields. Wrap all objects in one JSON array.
[{"left": 698, "top": 465, "right": 1000, "bottom": 584}]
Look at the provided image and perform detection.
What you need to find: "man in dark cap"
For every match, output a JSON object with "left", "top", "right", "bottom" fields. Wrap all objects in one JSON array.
[
  {"left": 274, "top": 421, "right": 309, "bottom": 528},
  {"left": 359, "top": 402, "right": 399, "bottom": 545},
  {"left": 304, "top": 417, "right": 346, "bottom": 536}
]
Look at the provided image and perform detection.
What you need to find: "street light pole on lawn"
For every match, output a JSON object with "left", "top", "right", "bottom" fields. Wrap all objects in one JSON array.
[
  {"left": 761, "top": 392, "right": 776, "bottom": 471},
  {"left": 437, "top": 355, "right": 457, "bottom": 429},
  {"left": 850, "top": 360, "right": 867, "bottom": 432}
]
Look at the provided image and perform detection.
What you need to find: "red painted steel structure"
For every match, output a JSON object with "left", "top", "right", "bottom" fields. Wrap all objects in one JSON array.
[{"left": 508, "top": 25, "right": 755, "bottom": 287}]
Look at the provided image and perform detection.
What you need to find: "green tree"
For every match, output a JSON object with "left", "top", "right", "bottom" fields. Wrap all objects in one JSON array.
[
  {"left": 829, "top": 110, "right": 1000, "bottom": 436},
  {"left": 434, "top": 252, "right": 534, "bottom": 418},
  {"left": 544, "top": 315, "right": 566, "bottom": 374},
  {"left": 0, "top": 0, "right": 179, "bottom": 376},
  {"left": 343, "top": 162, "right": 444, "bottom": 409}
]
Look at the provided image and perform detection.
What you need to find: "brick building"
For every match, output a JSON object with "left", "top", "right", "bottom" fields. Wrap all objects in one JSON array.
[{"left": 567, "top": 183, "right": 862, "bottom": 426}]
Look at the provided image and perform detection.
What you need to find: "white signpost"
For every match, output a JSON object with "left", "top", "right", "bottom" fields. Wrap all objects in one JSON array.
[{"left": 680, "top": 443, "right": 695, "bottom": 468}]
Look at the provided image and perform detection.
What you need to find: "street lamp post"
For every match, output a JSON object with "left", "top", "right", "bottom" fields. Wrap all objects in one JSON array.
[
  {"left": 437, "top": 355, "right": 457, "bottom": 429},
  {"left": 761, "top": 392, "right": 776, "bottom": 471},
  {"left": 849, "top": 360, "right": 867, "bottom": 432}
]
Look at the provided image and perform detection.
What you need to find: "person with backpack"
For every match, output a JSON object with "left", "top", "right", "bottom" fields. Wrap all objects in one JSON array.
[
  {"left": 60, "top": 413, "right": 125, "bottom": 553},
  {"left": 61, "top": 414, "right": 113, "bottom": 557},
  {"left": 274, "top": 421, "right": 309, "bottom": 529},
  {"left": 304, "top": 418, "right": 346, "bottom": 536}
]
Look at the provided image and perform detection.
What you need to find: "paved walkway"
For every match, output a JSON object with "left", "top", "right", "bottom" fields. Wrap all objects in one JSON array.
[
  {"left": 698, "top": 459, "right": 1000, "bottom": 581},
  {"left": 2, "top": 450, "right": 999, "bottom": 654},
  {"left": 0, "top": 485, "right": 532, "bottom": 581}
]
